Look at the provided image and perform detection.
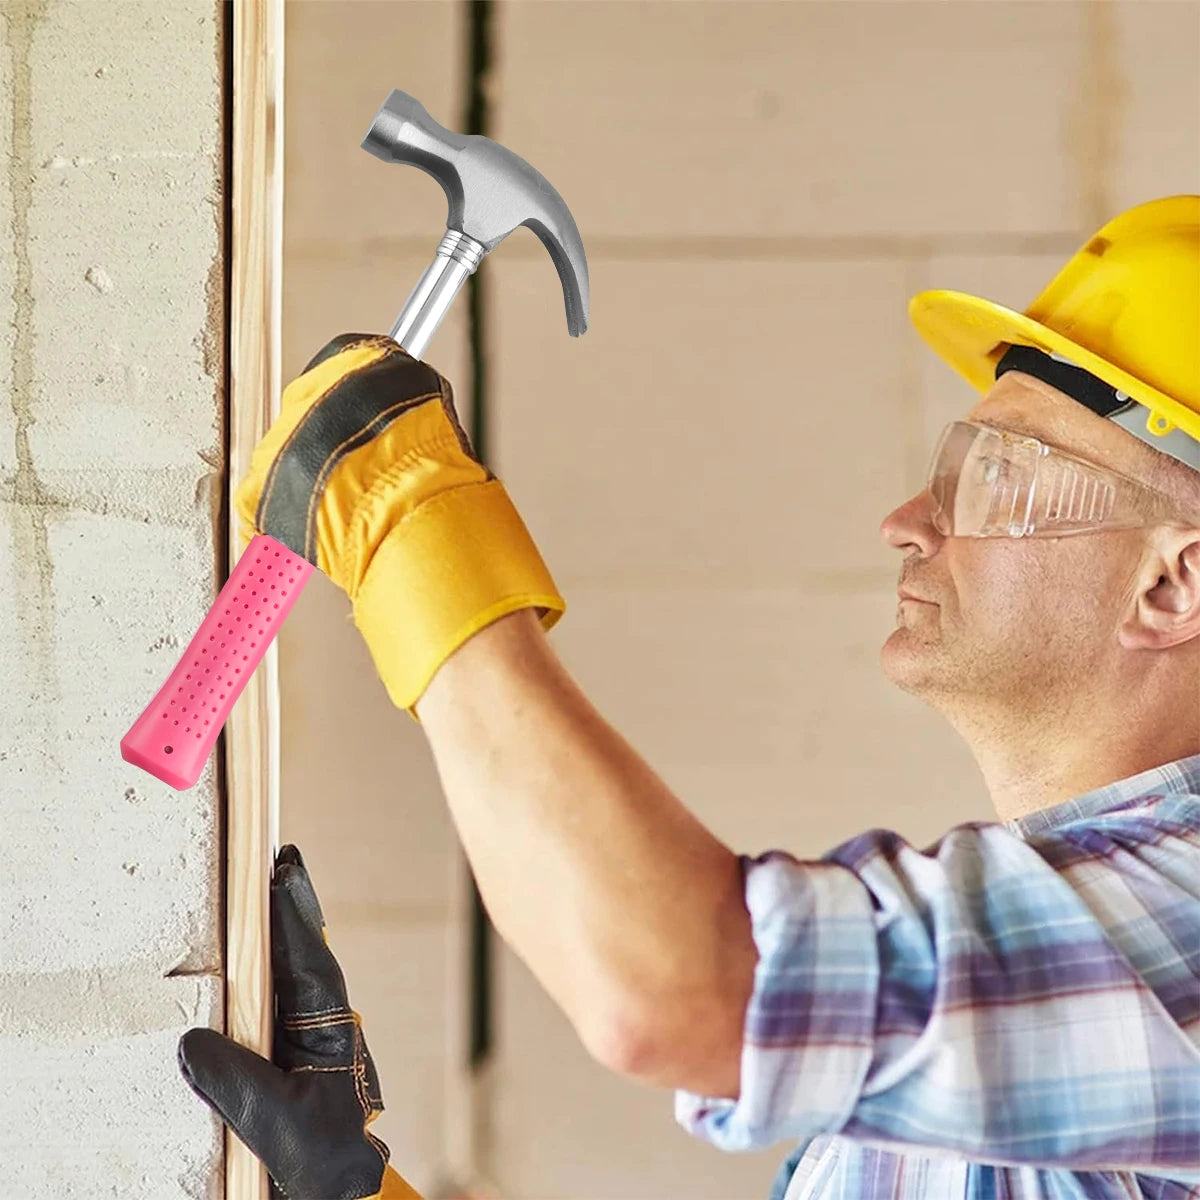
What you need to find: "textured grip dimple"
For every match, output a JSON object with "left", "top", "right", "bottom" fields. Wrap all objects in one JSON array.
[{"left": 121, "top": 535, "right": 315, "bottom": 791}]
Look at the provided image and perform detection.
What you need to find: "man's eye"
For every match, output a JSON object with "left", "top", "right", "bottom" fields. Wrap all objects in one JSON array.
[{"left": 980, "top": 457, "right": 1004, "bottom": 484}]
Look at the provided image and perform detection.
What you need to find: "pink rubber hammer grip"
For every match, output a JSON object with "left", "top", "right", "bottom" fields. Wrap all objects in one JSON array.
[{"left": 121, "top": 535, "right": 315, "bottom": 790}]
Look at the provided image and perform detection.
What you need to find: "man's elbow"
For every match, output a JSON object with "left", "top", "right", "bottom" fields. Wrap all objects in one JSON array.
[
  {"left": 582, "top": 995, "right": 744, "bottom": 1100},
  {"left": 582, "top": 1007, "right": 658, "bottom": 1080}
]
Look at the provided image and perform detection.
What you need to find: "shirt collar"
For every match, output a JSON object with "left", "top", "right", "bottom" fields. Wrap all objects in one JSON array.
[{"left": 1004, "top": 753, "right": 1200, "bottom": 841}]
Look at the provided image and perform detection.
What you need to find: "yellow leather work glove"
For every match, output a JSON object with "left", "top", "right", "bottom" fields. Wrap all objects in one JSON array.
[{"left": 234, "top": 333, "right": 565, "bottom": 716}]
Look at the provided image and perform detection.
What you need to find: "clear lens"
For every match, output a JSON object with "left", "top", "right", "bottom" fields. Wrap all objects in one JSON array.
[
  {"left": 927, "top": 423, "right": 967, "bottom": 536},
  {"left": 960, "top": 427, "right": 1037, "bottom": 535},
  {"left": 927, "top": 421, "right": 1151, "bottom": 538}
]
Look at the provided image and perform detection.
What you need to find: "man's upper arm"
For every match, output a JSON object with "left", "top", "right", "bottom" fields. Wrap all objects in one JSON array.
[{"left": 672, "top": 797, "right": 1200, "bottom": 1179}]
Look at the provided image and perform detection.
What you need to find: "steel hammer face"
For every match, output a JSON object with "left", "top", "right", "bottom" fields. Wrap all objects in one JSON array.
[{"left": 361, "top": 89, "right": 590, "bottom": 337}]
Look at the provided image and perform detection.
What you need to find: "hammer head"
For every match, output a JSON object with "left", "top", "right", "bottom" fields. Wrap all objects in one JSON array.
[{"left": 362, "top": 89, "right": 590, "bottom": 337}]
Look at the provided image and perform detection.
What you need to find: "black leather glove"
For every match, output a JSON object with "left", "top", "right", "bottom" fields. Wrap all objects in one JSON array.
[{"left": 177, "top": 844, "right": 422, "bottom": 1200}]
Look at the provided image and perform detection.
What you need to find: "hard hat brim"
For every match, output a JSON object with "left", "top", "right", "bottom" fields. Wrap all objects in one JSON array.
[{"left": 909, "top": 288, "right": 1200, "bottom": 446}]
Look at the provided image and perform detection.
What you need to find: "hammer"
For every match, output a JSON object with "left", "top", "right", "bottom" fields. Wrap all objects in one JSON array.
[{"left": 121, "top": 89, "right": 591, "bottom": 791}]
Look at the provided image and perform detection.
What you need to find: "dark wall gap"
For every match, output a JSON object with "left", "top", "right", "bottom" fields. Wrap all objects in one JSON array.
[{"left": 461, "top": 0, "right": 495, "bottom": 1075}]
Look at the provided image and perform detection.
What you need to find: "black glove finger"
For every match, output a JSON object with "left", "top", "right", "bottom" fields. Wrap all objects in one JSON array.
[
  {"left": 178, "top": 1027, "right": 299, "bottom": 1175},
  {"left": 271, "top": 843, "right": 351, "bottom": 1021},
  {"left": 271, "top": 850, "right": 388, "bottom": 1112},
  {"left": 271, "top": 844, "right": 374, "bottom": 1078}
]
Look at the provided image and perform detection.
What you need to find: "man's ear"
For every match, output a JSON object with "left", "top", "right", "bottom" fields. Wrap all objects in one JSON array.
[{"left": 1119, "top": 531, "right": 1200, "bottom": 651}]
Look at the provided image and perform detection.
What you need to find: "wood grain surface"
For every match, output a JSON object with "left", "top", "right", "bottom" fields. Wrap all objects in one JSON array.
[{"left": 226, "top": 0, "right": 284, "bottom": 1197}]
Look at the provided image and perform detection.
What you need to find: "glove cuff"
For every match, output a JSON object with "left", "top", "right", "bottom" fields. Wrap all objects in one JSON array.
[
  {"left": 352, "top": 478, "right": 565, "bottom": 717},
  {"left": 367, "top": 1163, "right": 425, "bottom": 1199}
]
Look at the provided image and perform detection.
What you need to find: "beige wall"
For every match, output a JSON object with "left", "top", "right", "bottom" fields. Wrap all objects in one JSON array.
[
  {"left": 279, "top": 3, "right": 1200, "bottom": 1197},
  {"left": 281, "top": 2, "right": 477, "bottom": 1192}
]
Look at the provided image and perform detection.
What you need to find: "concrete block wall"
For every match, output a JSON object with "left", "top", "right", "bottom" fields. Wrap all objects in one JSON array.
[
  {"left": 278, "top": 3, "right": 1200, "bottom": 1199},
  {"left": 1, "top": 2, "right": 226, "bottom": 1197}
]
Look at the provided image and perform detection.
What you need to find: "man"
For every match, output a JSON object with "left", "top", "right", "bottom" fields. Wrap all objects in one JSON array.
[{"left": 179, "top": 195, "right": 1200, "bottom": 1199}]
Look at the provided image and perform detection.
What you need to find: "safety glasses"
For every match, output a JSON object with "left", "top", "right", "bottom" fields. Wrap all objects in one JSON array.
[{"left": 927, "top": 420, "right": 1181, "bottom": 539}]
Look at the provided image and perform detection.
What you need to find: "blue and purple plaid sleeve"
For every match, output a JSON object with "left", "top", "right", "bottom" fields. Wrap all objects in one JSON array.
[{"left": 674, "top": 797, "right": 1200, "bottom": 1179}]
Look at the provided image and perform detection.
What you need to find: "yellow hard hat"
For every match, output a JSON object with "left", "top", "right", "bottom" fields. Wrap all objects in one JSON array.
[{"left": 909, "top": 195, "right": 1200, "bottom": 472}]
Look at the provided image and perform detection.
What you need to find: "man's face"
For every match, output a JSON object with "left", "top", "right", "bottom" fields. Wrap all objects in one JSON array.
[{"left": 878, "top": 371, "right": 1148, "bottom": 725}]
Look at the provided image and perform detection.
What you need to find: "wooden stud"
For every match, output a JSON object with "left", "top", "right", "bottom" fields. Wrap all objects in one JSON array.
[{"left": 226, "top": 0, "right": 284, "bottom": 1197}]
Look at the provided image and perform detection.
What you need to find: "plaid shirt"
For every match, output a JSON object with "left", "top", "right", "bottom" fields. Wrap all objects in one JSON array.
[{"left": 675, "top": 754, "right": 1200, "bottom": 1198}]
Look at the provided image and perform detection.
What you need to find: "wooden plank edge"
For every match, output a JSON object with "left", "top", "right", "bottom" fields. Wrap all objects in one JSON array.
[{"left": 226, "top": 0, "right": 284, "bottom": 1197}]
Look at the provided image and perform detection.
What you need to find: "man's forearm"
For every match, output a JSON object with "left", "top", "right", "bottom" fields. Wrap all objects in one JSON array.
[{"left": 414, "top": 607, "right": 756, "bottom": 1080}]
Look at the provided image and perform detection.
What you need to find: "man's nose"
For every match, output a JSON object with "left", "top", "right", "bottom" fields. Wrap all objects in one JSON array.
[{"left": 880, "top": 490, "right": 942, "bottom": 556}]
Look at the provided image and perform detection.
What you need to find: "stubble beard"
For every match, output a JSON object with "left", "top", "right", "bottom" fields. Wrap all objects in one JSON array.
[{"left": 881, "top": 600, "right": 956, "bottom": 704}]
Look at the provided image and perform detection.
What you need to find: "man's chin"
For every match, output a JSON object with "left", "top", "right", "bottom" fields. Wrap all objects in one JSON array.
[{"left": 880, "top": 625, "right": 945, "bottom": 697}]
